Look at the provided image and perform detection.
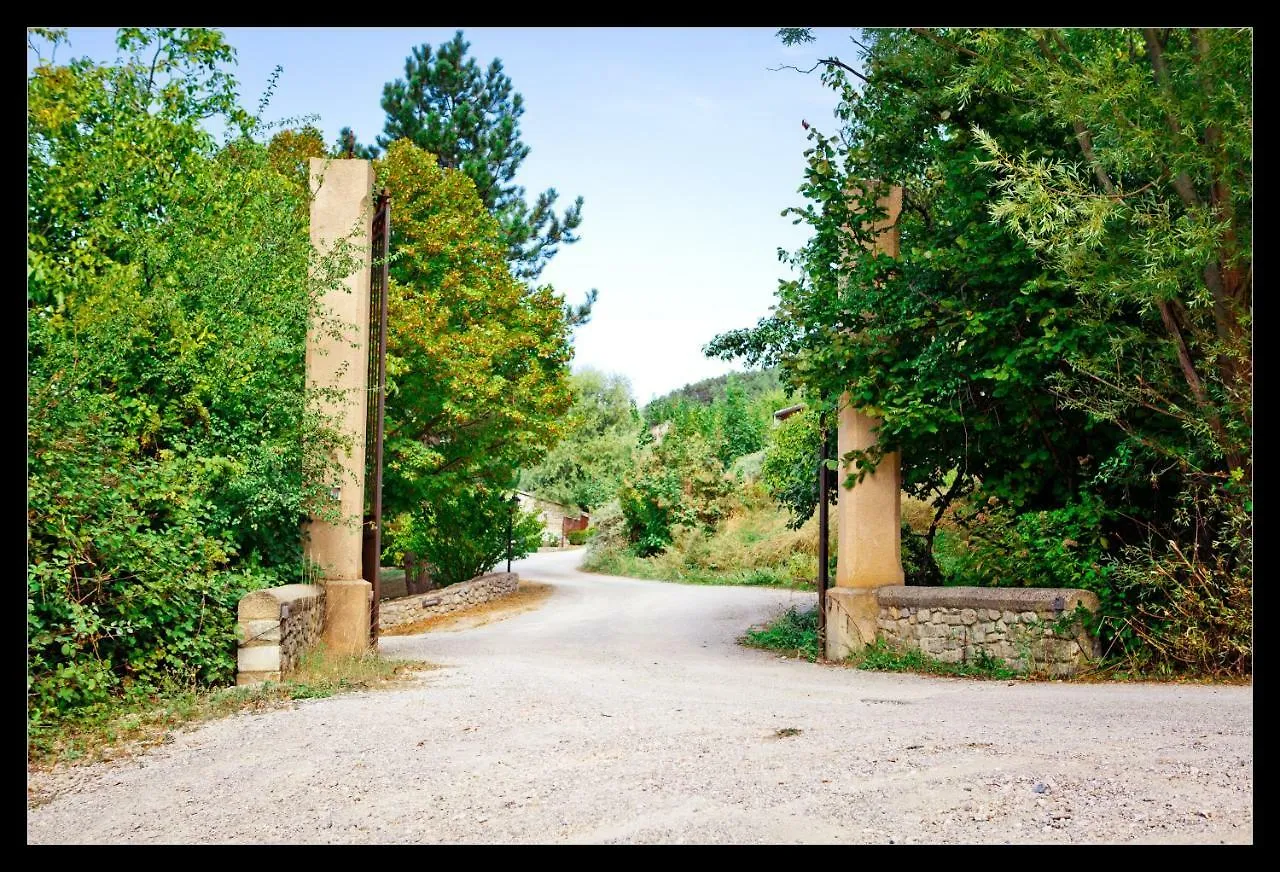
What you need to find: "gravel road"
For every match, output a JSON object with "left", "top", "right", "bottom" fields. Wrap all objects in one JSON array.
[{"left": 27, "top": 550, "right": 1253, "bottom": 844}]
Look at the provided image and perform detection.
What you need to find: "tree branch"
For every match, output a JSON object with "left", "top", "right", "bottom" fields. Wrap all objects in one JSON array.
[
  {"left": 768, "top": 57, "right": 870, "bottom": 84},
  {"left": 910, "top": 28, "right": 979, "bottom": 59},
  {"left": 1142, "top": 28, "right": 1203, "bottom": 210}
]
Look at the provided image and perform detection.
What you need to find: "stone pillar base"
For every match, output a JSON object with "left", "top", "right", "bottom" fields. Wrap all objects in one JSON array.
[
  {"left": 322, "top": 578, "right": 372, "bottom": 655},
  {"left": 825, "top": 587, "right": 880, "bottom": 661}
]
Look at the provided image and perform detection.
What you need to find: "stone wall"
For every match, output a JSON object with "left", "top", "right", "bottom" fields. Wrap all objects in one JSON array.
[
  {"left": 873, "top": 586, "right": 1101, "bottom": 677},
  {"left": 236, "top": 584, "right": 326, "bottom": 686},
  {"left": 379, "top": 571, "right": 519, "bottom": 631},
  {"left": 517, "top": 492, "right": 587, "bottom": 546}
]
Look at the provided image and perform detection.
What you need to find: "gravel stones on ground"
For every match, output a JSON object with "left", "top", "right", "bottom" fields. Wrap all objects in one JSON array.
[{"left": 27, "top": 550, "right": 1253, "bottom": 844}]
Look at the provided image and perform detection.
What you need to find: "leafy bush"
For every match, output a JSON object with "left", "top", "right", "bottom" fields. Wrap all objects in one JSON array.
[
  {"left": 935, "top": 494, "right": 1114, "bottom": 592},
  {"left": 760, "top": 408, "right": 824, "bottom": 529},
  {"left": 1104, "top": 479, "right": 1252, "bottom": 676},
  {"left": 583, "top": 483, "right": 825, "bottom": 589},
  {"left": 27, "top": 29, "right": 350, "bottom": 721},
  {"left": 619, "top": 425, "right": 733, "bottom": 555},
  {"left": 383, "top": 489, "right": 543, "bottom": 588},
  {"left": 566, "top": 528, "right": 592, "bottom": 546},
  {"left": 709, "top": 28, "right": 1252, "bottom": 676}
]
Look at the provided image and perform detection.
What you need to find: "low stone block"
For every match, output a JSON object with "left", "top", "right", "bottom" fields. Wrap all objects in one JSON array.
[
  {"left": 238, "top": 644, "right": 281, "bottom": 673},
  {"left": 960, "top": 608, "right": 977, "bottom": 625},
  {"left": 825, "top": 587, "right": 880, "bottom": 660},
  {"left": 239, "top": 619, "right": 281, "bottom": 645}
]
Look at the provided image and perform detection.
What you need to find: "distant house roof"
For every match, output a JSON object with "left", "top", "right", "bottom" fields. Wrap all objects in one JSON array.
[{"left": 773, "top": 403, "right": 806, "bottom": 422}]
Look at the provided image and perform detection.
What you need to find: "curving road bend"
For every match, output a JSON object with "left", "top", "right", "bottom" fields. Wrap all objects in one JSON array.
[{"left": 27, "top": 549, "right": 1253, "bottom": 844}]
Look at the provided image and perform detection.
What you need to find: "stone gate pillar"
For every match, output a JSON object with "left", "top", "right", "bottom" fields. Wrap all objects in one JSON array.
[
  {"left": 826, "top": 182, "right": 905, "bottom": 661},
  {"left": 305, "top": 158, "right": 374, "bottom": 654}
]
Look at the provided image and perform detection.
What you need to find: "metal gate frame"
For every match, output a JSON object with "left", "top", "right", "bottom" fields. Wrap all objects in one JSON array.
[{"left": 362, "top": 189, "right": 390, "bottom": 642}]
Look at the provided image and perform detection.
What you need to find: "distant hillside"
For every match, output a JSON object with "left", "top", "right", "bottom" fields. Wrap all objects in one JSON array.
[{"left": 643, "top": 368, "right": 786, "bottom": 425}]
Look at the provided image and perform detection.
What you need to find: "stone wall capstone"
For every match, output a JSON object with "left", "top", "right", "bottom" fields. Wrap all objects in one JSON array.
[
  {"left": 379, "top": 571, "right": 519, "bottom": 631},
  {"left": 236, "top": 584, "right": 325, "bottom": 686},
  {"left": 872, "top": 586, "right": 1101, "bottom": 677}
]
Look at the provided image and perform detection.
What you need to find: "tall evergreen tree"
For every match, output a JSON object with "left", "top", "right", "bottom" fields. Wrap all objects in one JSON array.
[
  {"left": 331, "top": 125, "right": 378, "bottom": 160},
  {"left": 377, "top": 31, "right": 584, "bottom": 281}
]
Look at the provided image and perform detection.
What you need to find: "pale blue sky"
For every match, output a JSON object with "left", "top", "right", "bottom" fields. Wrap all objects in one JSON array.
[{"left": 42, "top": 27, "right": 857, "bottom": 403}]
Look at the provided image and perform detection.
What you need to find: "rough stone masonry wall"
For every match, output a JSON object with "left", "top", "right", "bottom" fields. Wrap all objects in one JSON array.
[
  {"left": 236, "top": 584, "right": 326, "bottom": 686},
  {"left": 379, "top": 571, "right": 519, "bottom": 631},
  {"left": 874, "top": 586, "right": 1101, "bottom": 677}
]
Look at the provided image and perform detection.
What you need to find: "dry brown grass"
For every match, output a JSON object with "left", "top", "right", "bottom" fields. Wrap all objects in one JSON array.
[
  {"left": 379, "top": 581, "right": 555, "bottom": 637},
  {"left": 27, "top": 647, "right": 433, "bottom": 786}
]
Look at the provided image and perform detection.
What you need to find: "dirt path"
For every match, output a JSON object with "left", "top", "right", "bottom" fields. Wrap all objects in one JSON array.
[{"left": 27, "top": 550, "right": 1252, "bottom": 844}]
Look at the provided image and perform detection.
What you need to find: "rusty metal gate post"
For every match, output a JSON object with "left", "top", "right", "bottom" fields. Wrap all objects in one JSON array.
[
  {"left": 362, "top": 189, "right": 390, "bottom": 643},
  {"left": 817, "top": 409, "right": 831, "bottom": 659}
]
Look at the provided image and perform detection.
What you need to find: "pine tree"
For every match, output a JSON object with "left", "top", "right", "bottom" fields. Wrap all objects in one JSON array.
[
  {"left": 331, "top": 126, "right": 379, "bottom": 160},
  {"left": 377, "top": 31, "right": 584, "bottom": 281}
]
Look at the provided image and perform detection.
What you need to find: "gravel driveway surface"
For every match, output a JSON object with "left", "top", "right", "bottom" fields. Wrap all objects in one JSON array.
[{"left": 27, "top": 549, "right": 1253, "bottom": 844}]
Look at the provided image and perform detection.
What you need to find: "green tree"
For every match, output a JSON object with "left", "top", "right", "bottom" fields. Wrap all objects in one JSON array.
[
  {"left": 375, "top": 139, "right": 575, "bottom": 575},
  {"left": 618, "top": 425, "right": 733, "bottom": 556},
  {"left": 266, "top": 124, "right": 326, "bottom": 182},
  {"left": 377, "top": 31, "right": 584, "bottom": 281},
  {"left": 519, "top": 369, "right": 642, "bottom": 512},
  {"left": 710, "top": 27, "right": 1251, "bottom": 673},
  {"left": 390, "top": 489, "right": 543, "bottom": 587},
  {"left": 331, "top": 125, "right": 379, "bottom": 159},
  {"left": 760, "top": 407, "right": 824, "bottom": 529},
  {"left": 716, "top": 375, "right": 766, "bottom": 466}
]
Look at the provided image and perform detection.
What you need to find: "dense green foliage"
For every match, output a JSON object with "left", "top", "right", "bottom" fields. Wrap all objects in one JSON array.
[
  {"left": 619, "top": 425, "right": 733, "bottom": 556},
  {"left": 709, "top": 28, "right": 1252, "bottom": 674},
  {"left": 759, "top": 407, "right": 825, "bottom": 529},
  {"left": 519, "top": 369, "right": 643, "bottom": 512},
  {"left": 643, "top": 372, "right": 784, "bottom": 472},
  {"left": 376, "top": 31, "right": 584, "bottom": 282},
  {"left": 584, "top": 483, "right": 824, "bottom": 588},
  {"left": 387, "top": 489, "right": 543, "bottom": 587},
  {"left": 643, "top": 368, "right": 783, "bottom": 420},
  {"left": 28, "top": 29, "right": 353, "bottom": 719}
]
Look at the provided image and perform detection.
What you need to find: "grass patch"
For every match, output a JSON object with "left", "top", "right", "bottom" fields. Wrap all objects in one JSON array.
[
  {"left": 585, "top": 546, "right": 814, "bottom": 589},
  {"left": 582, "top": 493, "right": 829, "bottom": 590},
  {"left": 741, "top": 605, "right": 821, "bottom": 661},
  {"left": 27, "top": 646, "right": 432, "bottom": 774},
  {"left": 849, "top": 640, "right": 1021, "bottom": 680},
  {"left": 740, "top": 607, "right": 1021, "bottom": 679}
]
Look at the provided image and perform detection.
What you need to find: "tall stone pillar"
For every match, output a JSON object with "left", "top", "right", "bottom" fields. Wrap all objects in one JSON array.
[
  {"left": 306, "top": 158, "right": 374, "bottom": 654},
  {"left": 826, "top": 182, "right": 905, "bottom": 660}
]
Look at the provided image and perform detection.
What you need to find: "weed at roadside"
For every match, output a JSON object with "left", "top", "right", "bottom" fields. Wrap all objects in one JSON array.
[{"left": 27, "top": 648, "right": 431, "bottom": 772}]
